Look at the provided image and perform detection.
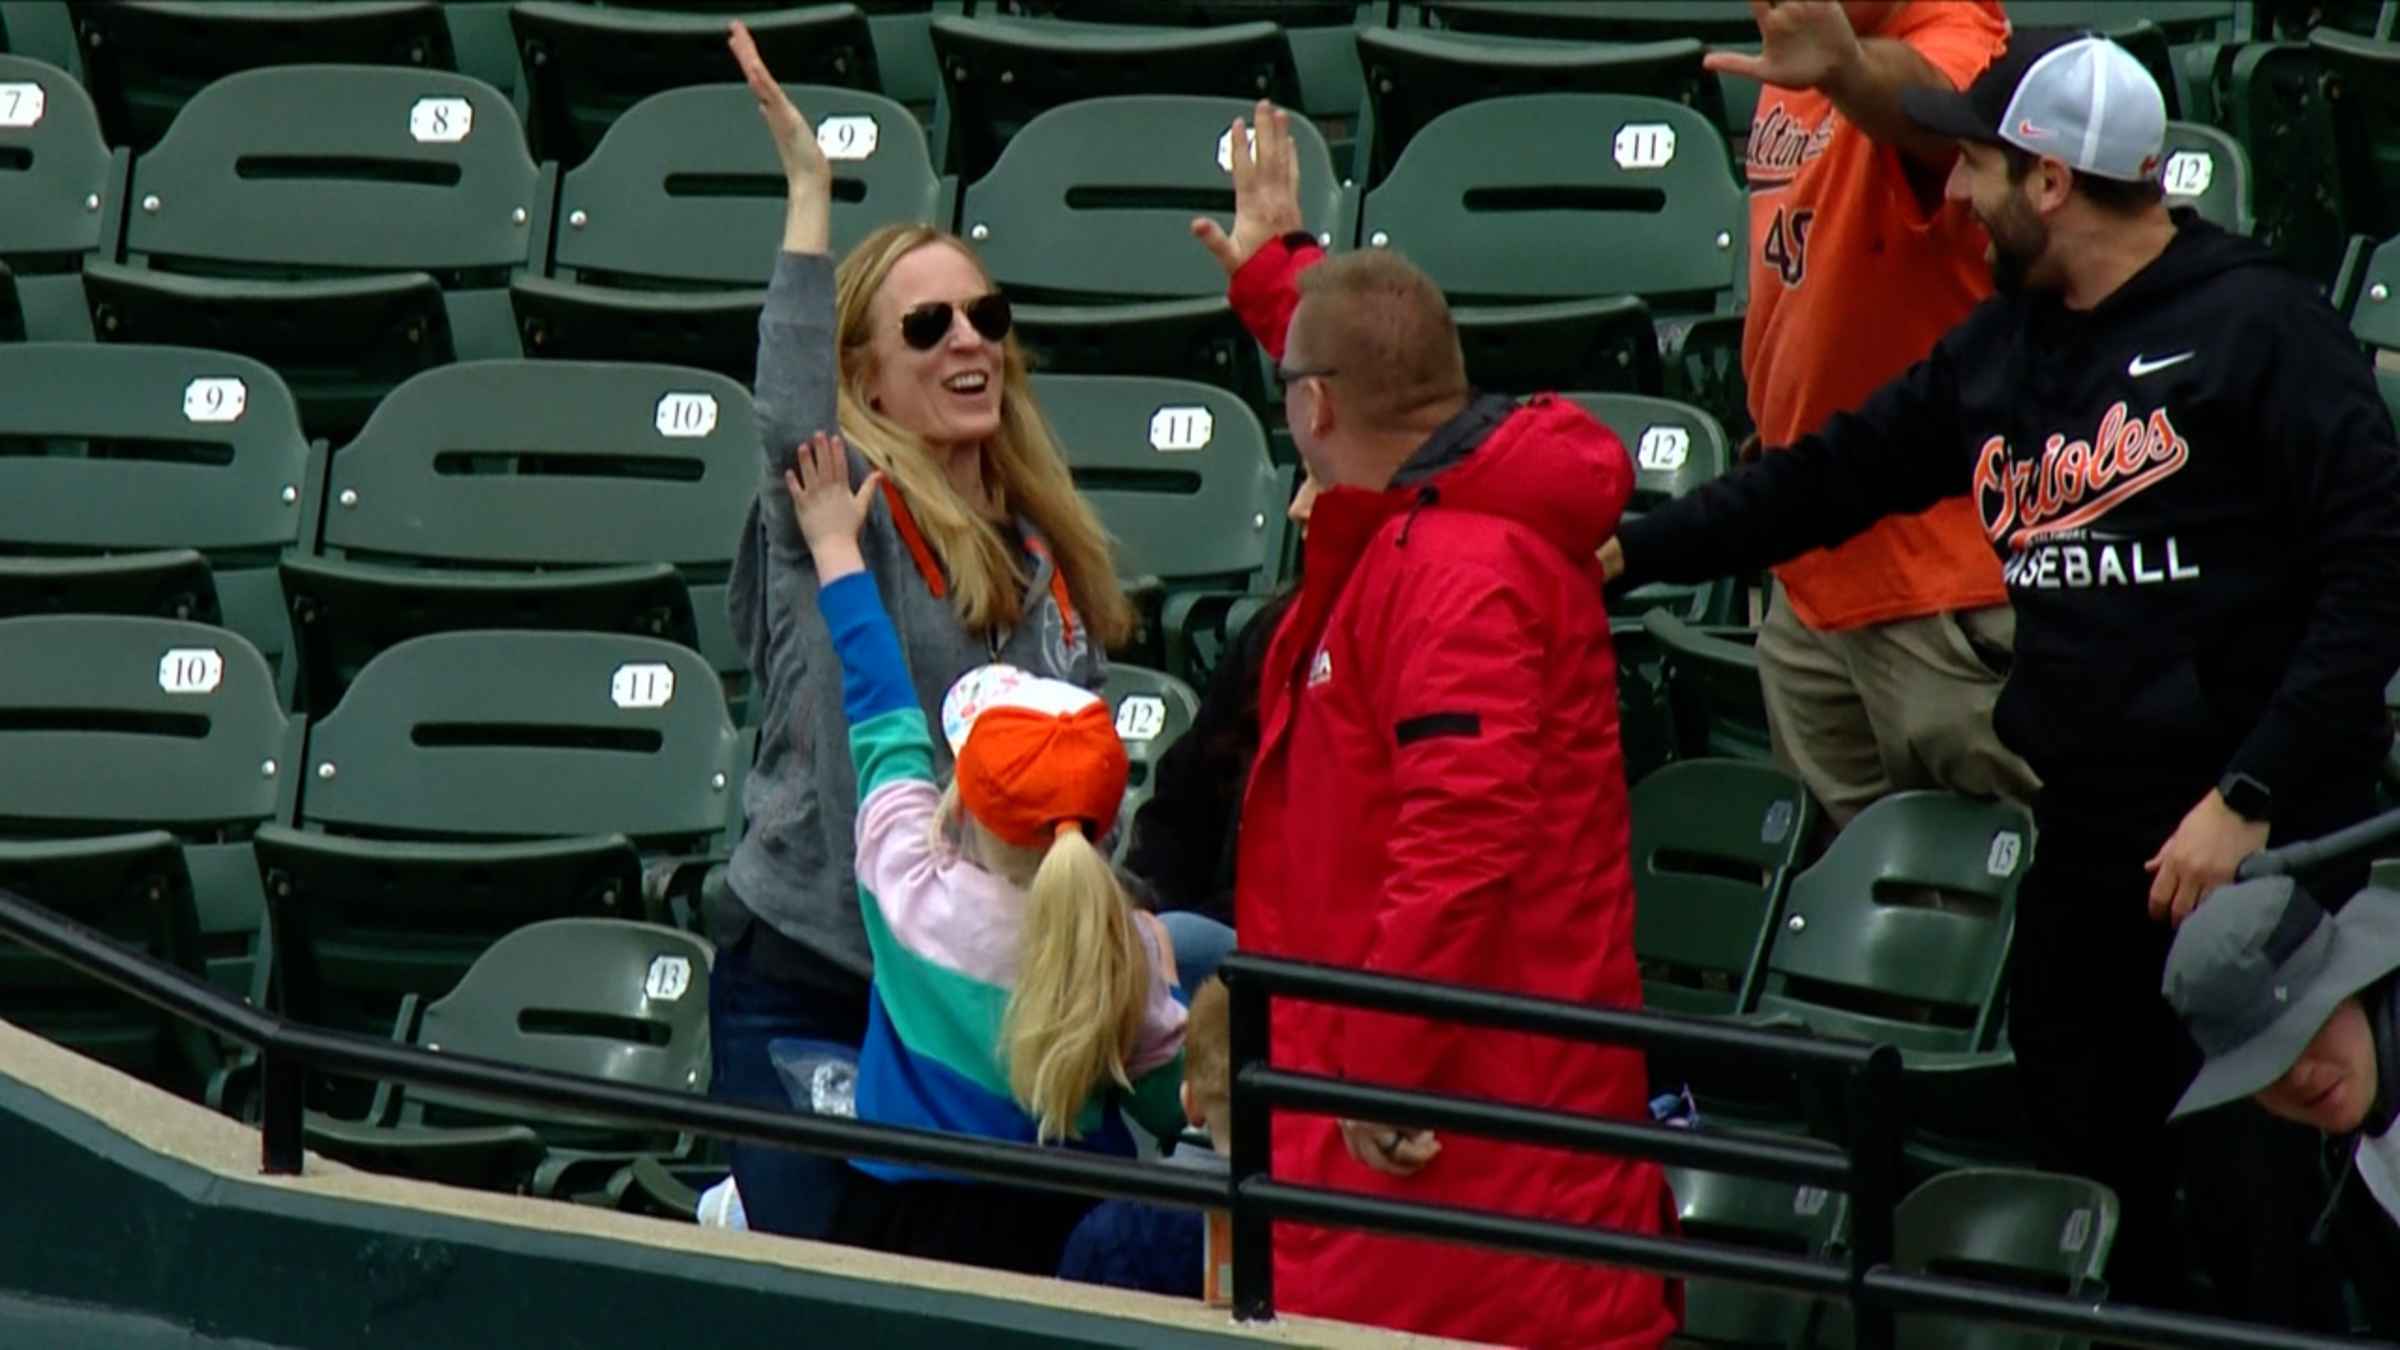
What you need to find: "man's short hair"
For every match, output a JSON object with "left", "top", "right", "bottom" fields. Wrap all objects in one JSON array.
[
  {"left": 1291, "top": 250, "right": 1471, "bottom": 433},
  {"left": 2001, "top": 142, "right": 2166, "bottom": 216},
  {"left": 1184, "top": 976, "right": 1231, "bottom": 1111}
]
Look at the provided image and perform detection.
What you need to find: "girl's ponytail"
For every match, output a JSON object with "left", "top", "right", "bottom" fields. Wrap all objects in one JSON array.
[{"left": 1003, "top": 823, "right": 1150, "bottom": 1142}]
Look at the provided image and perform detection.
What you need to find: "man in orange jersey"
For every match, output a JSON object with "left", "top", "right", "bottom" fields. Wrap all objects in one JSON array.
[{"left": 1708, "top": 0, "right": 2038, "bottom": 826}]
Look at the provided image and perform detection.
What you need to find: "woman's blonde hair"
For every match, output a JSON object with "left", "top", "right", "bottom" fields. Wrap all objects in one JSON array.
[
  {"left": 834, "top": 224, "right": 1136, "bottom": 649},
  {"left": 934, "top": 784, "right": 1152, "bottom": 1142}
]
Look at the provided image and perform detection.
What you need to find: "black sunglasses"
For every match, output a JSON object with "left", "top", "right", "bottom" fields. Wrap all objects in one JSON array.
[{"left": 900, "top": 292, "right": 1013, "bottom": 352}]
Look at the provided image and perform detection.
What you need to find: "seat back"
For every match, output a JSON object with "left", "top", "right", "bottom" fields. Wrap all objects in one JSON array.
[
  {"left": 0, "top": 53, "right": 116, "bottom": 263},
  {"left": 1894, "top": 1168, "right": 2118, "bottom": 1350},
  {"left": 511, "top": 1, "right": 880, "bottom": 165},
  {"left": 1629, "top": 760, "right": 1816, "bottom": 1016},
  {"left": 2355, "top": 231, "right": 2400, "bottom": 354},
  {"left": 408, "top": 918, "right": 712, "bottom": 1132},
  {"left": 1030, "top": 372, "right": 1288, "bottom": 590},
  {"left": 69, "top": 0, "right": 457, "bottom": 151},
  {"left": 2160, "top": 119, "right": 2254, "bottom": 234},
  {"left": 0, "top": 343, "right": 311, "bottom": 668},
  {"left": 0, "top": 614, "right": 295, "bottom": 835},
  {"left": 2313, "top": 28, "right": 2400, "bottom": 245},
  {"left": 1101, "top": 663, "right": 1201, "bottom": 858},
  {"left": 549, "top": 83, "right": 941, "bottom": 290},
  {"left": 297, "top": 629, "right": 738, "bottom": 848},
  {"left": 0, "top": 831, "right": 218, "bottom": 1095},
  {"left": 1643, "top": 610, "right": 1770, "bottom": 761},
  {"left": 930, "top": 16, "right": 1302, "bottom": 183},
  {"left": 317, "top": 359, "right": 754, "bottom": 573},
  {"left": 2217, "top": 42, "right": 2347, "bottom": 283},
  {"left": 1665, "top": 1164, "right": 1849, "bottom": 1347},
  {"left": 961, "top": 95, "right": 1344, "bottom": 302},
  {"left": 1424, "top": 2, "right": 1767, "bottom": 43},
  {"left": 1354, "top": 28, "right": 1724, "bottom": 192},
  {"left": 117, "top": 64, "right": 537, "bottom": 280},
  {"left": 1757, "top": 791, "right": 2033, "bottom": 1053},
  {"left": 1362, "top": 92, "right": 1740, "bottom": 310},
  {"left": 1571, "top": 391, "right": 1736, "bottom": 624}
]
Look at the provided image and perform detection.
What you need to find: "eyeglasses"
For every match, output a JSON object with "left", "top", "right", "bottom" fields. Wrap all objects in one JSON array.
[
  {"left": 1275, "top": 363, "right": 1339, "bottom": 384},
  {"left": 900, "top": 293, "right": 1013, "bottom": 352}
]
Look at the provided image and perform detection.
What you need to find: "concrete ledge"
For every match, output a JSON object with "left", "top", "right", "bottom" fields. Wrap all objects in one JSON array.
[{"left": 0, "top": 1019, "right": 1486, "bottom": 1349}]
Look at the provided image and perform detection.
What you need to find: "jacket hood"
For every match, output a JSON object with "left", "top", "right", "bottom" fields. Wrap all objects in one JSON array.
[
  {"left": 2079, "top": 214, "right": 2286, "bottom": 320},
  {"left": 1382, "top": 393, "right": 1635, "bottom": 559}
]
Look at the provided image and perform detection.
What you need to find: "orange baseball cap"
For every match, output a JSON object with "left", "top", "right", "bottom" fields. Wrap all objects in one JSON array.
[{"left": 942, "top": 665, "right": 1129, "bottom": 850}]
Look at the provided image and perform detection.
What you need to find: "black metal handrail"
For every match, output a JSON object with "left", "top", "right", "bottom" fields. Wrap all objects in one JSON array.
[
  {"left": 0, "top": 887, "right": 2377, "bottom": 1350},
  {"left": 1215, "top": 952, "right": 2383, "bottom": 1350}
]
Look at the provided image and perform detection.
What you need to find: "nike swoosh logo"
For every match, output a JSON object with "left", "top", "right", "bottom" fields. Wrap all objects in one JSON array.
[{"left": 2127, "top": 351, "right": 2197, "bottom": 377}]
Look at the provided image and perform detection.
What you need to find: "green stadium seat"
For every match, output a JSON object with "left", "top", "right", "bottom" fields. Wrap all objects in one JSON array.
[
  {"left": 1628, "top": 759, "right": 1817, "bottom": 1017},
  {"left": 2010, "top": 1, "right": 2238, "bottom": 43},
  {"left": 990, "top": 0, "right": 1367, "bottom": 176},
  {"left": 0, "top": 615, "right": 304, "bottom": 1002},
  {"left": 304, "top": 918, "right": 712, "bottom": 1196},
  {"left": 2160, "top": 118, "right": 2255, "bottom": 234},
  {"left": 0, "top": 344, "right": 314, "bottom": 688},
  {"left": 1030, "top": 372, "right": 1292, "bottom": 681},
  {"left": 0, "top": 2, "right": 85, "bottom": 79},
  {"left": 2310, "top": 28, "right": 2400, "bottom": 246},
  {"left": 1609, "top": 618, "right": 1679, "bottom": 788},
  {"left": 513, "top": 82, "right": 942, "bottom": 388},
  {"left": 2254, "top": 0, "right": 2398, "bottom": 39},
  {"left": 1642, "top": 610, "right": 1769, "bottom": 762},
  {"left": 1890, "top": 1169, "right": 2118, "bottom": 1349},
  {"left": 1665, "top": 1163, "right": 1849, "bottom": 1350},
  {"left": 440, "top": 1, "right": 523, "bottom": 103},
  {"left": 82, "top": 65, "right": 541, "bottom": 446},
  {"left": 1751, "top": 791, "right": 2031, "bottom": 1056},
  {"left": 1356, "top": 93, "right": 1739, "bottom": 398},
  {"left": 1415, "top": 2, "right": 1764, "bottom": 151},
  {"left": 68, "top": 0, "right": 457, "bottom": 152},
  {"left": 2212, "top": 41, "right": 2347, "bottom": 281},
  {"left": 0, "top": 52, "right": 121, "bottom": 342},
  {"left": 1100, "top": 664, "right": 1201, "bottom": 864},
  {"left": 511, "top": 1, "right": 881, "bottom": 166},
  {"left": 280, "top": 359, "right": 754, "bottom": 721},
  {"left": 960, "top": 95, "right": 1343, "bottom": 413},
  {"left": 1352, "top": 27, "right": 1725, "bottom": 192},
  {"left": 2353, "top": 234, "right": 2400, "bottom": 429},
  {"left": 256, "top": 628, "right": 740, "bottom": 1041},
  {"left": 1570, "top": 391, "right": 1738, "bottom": 625},
  {"left": 0, "top": 831, "right": 221, "bottom": 1099},
  {"left": 928, "top": 15, "right": 1301, "bottom": 183},
  {"left": 0, "top": 260, "right": 19, "bottom": 341},
  {"left": 1454, "top": 295, "right": 1665, "bottom": 399}
]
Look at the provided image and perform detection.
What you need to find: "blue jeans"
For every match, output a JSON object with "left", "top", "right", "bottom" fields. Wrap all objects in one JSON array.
[
  {"left": 707, "top": 917, "right": 869, "bottom": 1240},
  {"left": 1158, "top": 910, "right": 1235, "bottom": 993}
]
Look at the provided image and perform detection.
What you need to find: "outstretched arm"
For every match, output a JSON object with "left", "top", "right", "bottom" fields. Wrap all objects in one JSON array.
[
  {"left": 1193, "top": 100, "right": 1314, "bottom": 361},
  {"left": 733, "top": 20, "right": 841, "bottom": 550},
  {"left": 1706, "top": 0, "right": 1968, "bottom": 171}
]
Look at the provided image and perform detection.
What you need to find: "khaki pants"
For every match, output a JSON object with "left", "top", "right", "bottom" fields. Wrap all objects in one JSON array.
[{"left": 1754, "top": 589, "right": 2040, "bottom": 828}]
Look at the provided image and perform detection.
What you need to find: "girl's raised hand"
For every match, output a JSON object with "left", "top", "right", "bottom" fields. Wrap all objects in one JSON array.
[{"left": 784, "top": 432, "right": 881, "bottom": 579}]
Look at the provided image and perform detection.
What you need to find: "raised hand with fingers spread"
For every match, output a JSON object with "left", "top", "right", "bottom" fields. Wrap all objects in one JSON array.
[
  {"left": 728, "top": 20, "right": 830, "bottom": 254},
  {"left": 783, "top": 431, "right": 881, "bottom": 581},
  {"left": 1192, "top": 99, "right": 1305, "bottom": 279},
  {"left": 1703, "top": 0, "right": 1865, "bottom": 92}
]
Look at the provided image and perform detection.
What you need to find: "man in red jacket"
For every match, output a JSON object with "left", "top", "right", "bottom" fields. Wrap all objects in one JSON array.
[{"left": 1190, "top": 103, "right": 1674, "bottom": 1350}]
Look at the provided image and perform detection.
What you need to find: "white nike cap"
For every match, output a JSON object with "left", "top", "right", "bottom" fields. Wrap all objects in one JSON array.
[{"left": 1902, "top": 29, "right": 2168, "bottom": 184}]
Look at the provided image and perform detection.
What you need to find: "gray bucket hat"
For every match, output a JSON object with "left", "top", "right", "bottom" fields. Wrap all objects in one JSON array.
[{"left": 2163, "top": 876, "right": 2400, "bottom": 1121}]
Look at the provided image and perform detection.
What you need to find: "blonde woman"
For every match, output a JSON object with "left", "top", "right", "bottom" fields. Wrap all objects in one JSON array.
[
  {"left": 711, "top": 22, "right": 1134, "bottom": 1240},
  {"left": 788, "top": 428, "right": 1183, "bottom": 1272}
]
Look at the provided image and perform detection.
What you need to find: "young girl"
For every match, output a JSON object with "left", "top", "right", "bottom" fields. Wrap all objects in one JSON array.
[{"left": 786, "top": 431, "right": 1187, "bottom": 1274}]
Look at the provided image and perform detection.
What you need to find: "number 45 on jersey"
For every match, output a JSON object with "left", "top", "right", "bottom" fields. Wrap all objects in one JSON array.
[{"left": 1763, "top": 207, "right": 1816, "bottom": 287}]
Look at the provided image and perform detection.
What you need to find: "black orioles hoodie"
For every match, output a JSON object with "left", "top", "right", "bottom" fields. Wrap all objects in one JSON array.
[{"left": 1620, "top": 215, "right": 2400, "bottom": 841}]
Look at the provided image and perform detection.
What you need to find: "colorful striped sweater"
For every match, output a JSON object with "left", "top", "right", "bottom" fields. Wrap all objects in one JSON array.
[{"left": 820, "top": 571, "right": 1187, "bottom": 1182}]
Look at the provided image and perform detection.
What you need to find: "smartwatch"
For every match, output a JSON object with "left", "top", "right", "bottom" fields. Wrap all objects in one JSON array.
[{"left": 2218, "top": 772, "right": 2273, "bottom": 824}]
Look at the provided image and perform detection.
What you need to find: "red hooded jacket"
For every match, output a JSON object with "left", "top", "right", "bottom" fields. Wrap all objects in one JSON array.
[{"left": 1229, "top": 236, "right": 1674, "bottom": 1349}]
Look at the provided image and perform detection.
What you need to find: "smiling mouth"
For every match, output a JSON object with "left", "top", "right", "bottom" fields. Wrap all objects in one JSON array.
[{"left": 942, "top": 372, "right": 991, "bottom": 395}]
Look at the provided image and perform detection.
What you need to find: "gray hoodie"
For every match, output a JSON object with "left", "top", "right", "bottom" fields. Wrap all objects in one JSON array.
[{"left": 723, "top": 251, "right": 1107, "bottom": 978}]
